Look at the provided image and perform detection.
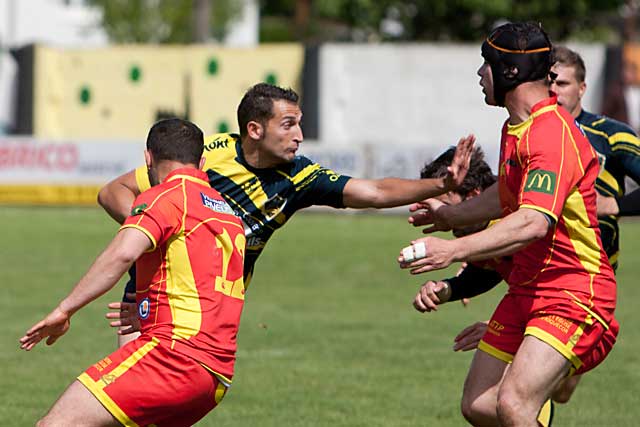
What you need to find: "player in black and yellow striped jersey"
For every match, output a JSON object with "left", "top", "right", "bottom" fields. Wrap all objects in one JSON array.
[
  {"left": 99, "top": 83, "right": 474, "bottom": 347},
  {"left": 134, "top": 131, "right": 351, "bottom": 284},
  {"left": 551, "top": 46, "right": 640, "bottom": 270}
]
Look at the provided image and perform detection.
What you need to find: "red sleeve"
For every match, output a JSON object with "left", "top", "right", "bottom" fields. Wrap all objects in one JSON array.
[
  {"left": 517, "top": 116, "right": 581, "bottom": 221},
  {"left": 120, "top": 188, "right": 182, "bottom": 250}
]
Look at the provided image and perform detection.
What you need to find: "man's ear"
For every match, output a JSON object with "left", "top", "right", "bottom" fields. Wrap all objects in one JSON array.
[
  {"left": 247, "top": 121, "right": 264, "bottom": 140},
  {"left": 504, "top": 66, "right": 519, "bottom": 79},
  {"left": 199, "top": 156, "right": 206, "bottom": 170},
  {"left": 578, "top": 81, "right": 587, "bottom": 100},
  {"left": 144, "top": 150, "right": 152, "bottom": 169}
]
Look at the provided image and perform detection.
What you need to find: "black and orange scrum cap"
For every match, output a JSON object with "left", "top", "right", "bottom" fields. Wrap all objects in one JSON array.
[{"left": 481, "top": 22, "right": 554, "bottom": 106}]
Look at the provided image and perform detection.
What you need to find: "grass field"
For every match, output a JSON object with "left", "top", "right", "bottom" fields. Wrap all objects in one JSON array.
[{"left": 1, "top": 206, "right": 638, "bottom": 426}]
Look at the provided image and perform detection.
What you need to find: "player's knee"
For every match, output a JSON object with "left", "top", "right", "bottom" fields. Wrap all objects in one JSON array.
[
  {"left": 496, "top": 391, "right": 524, "bottom": 424},
  {"left": 36, "top": 416, "right": 55, "bottom": 427},
  {"left": 460, "top": 395, "right": 487, "bottom": 425}
]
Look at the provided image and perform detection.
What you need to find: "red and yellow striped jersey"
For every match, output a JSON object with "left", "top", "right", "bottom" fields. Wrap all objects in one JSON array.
[
  {"left": 498, "top": 96, "right": 616, "bottom": 321},
  {"left": 121, "top": 167, "right": 246, "bottom": 381}
]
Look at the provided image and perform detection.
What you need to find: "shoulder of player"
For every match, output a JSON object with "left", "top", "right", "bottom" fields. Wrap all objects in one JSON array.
[
  {"left": 584, "top": 113, "right": 635, "bottom": 134},
  {"left": 129, "top": 179, "right": 184, "bottom": 217},
  {"left": 527, "top": 106, "right": 569, "bottom": 136},
  {"left": 202, "top": 133, "right": 239, "bottom": 154},
  {"left": 278, "top": 154, "right": 321, "bottom": 175},
  {"left": 136, "top": 179, "right": 184, "bottom": 204}
]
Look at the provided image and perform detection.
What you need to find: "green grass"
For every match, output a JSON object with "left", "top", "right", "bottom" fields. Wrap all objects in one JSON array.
[{"left": 1, "top": 207, "right": 638, "bottom": 426}]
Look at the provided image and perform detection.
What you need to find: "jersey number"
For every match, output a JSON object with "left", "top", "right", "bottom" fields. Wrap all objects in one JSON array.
[{"left": 215, "top": 229, "right": 246, "bottom": 300}]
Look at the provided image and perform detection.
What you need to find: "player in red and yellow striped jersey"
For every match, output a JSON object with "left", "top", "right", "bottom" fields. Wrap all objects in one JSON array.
[
  {"left": 400, "top": 23, "right": 617, "bottom": 427},
  {"left": 20, "top": 119, "right": 245, "bottom": 427}
]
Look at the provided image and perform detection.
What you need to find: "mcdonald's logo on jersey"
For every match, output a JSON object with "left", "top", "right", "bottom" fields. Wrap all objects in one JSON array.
[{"left": 525, "top": 170, "right": 556, "bottom": 195}]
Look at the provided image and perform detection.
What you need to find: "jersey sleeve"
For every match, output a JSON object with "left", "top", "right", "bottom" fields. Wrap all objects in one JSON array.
[
  {"left": 294, "top": 156, "right": 351, "bottom": 208},
  {"left": 446, "top": 263, "right": 503, "bottom": 302},
  {"left": 135, "top": 165, "right": 151, "bottom": 192},
  {"left": 517, "top": 118, "right": 582, "bottom": 221},
  {"left": 120, "top": 190, "right": 182, "bottom": 251},
  {"left": 610, "top": 129, "right": 640, "bottom": 184}
]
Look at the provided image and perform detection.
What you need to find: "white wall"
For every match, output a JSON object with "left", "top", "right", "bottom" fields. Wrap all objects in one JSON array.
[{"left": 319, "top": 43, "right": 606, "bottom": 172}]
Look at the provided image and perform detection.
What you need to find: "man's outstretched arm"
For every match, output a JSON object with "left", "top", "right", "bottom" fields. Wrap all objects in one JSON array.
[
  {"left": 98, "top": 170, "right": 141, "bottom": 224},
  {"left": 19, "top": 228, "right": 151, "bottom": 350},
  {"left": 408, "top": 182, "right": 502, "bottom": 233},
  {"left": 342, "top": 135, "right": 475, "bottom": 208},
  {"left": 400, "top": 207, "right": 550, "bottom": 274}
]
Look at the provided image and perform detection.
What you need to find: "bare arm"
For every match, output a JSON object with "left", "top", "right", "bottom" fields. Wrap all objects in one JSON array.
[
  {"left": 19, "top": 228, "right": 152, "bottom": 350},
  {"left": 409, "top": 182, "right": 502, "bottom": 233},
  {"left": 399, "top": 207, "right": 550, "bottom": 274},
  {"left": 342, "top": 135, "right": 475, "bottom": 208},
  {"left": 97, "top": 170, "right": 141, "bottom": 224},
  {"left": 343, "top": 177, "right": 449, "bottom": 208}
]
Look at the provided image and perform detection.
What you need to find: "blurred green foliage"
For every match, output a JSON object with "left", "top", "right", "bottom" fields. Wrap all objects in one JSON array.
[
  {"left": 86, "top": 0, "right": 241, "bottom": 43},
  {"left": 87, "top": 0, "right": 626, "bottom": 43},
  {"left": 294, "top": 0, "right": 627, "bottom": 42}
]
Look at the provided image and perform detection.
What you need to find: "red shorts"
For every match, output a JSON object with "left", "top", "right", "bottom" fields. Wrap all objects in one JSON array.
[
  {"left": 78, "top": 335, "right": 229, "bottom": 427},
  {"left": 478, "top": 293, "right": 618, "bottom": 375}
]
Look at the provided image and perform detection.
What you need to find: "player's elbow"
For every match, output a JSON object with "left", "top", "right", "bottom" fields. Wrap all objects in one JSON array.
[
  {"left": 96, "top": 184, "right": 112, "bottom": 209},
  {"left": 521, "top": 209, "right": 551, "bottom": 241},
  {"left": 114, "top": 247, "right": 139, "bottom": 266},
  {"left": 344, "top": 187, "right": 386, "bottom": 208}
]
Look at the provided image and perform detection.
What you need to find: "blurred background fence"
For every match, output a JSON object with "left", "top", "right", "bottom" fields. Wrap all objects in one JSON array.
[{"left": 1, "top": 0, "right": 639, "bottom": 204}]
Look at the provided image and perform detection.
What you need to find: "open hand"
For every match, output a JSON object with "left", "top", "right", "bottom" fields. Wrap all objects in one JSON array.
[
  {"left": 453, "top": 321, "right": 488, "bottom": 351},
  {"left": 106, "top": 293, "right": 140, "bottom": 335},
  {"left": 398, "top": 236, "right": 457, "bottom": 274},
  {"left": 20, "top": 307, "right": 71, "bottom": 351},
  {"left": 407, "top": 198, "right": 452, "bottom": 234},
  {"left": 444, "top": 135, "right": 475, "bottom": 190}
]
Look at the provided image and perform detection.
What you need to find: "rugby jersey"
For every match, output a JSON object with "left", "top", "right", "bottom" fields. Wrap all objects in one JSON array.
[
  {"left": 577, "top": 110, "right": 640, "bottom": 268},
  {"left": 122, "top": 168, "right": 245, "bottom": 380},
  {"left": 498, "top": 96, "right": 616, "bottom": 321}
]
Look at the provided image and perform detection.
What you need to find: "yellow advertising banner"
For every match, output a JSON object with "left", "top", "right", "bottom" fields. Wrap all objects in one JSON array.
[{"left": 33, "top": 44, "right": 304, "bottom": 139}]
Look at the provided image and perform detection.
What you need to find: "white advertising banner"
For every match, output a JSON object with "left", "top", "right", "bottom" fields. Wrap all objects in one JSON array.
[
  {"left": 0, "top": 138, "right": 144, "bottom": 204},
  {"left": 298, "top": 142, "right": 366, "bottom": 179}
]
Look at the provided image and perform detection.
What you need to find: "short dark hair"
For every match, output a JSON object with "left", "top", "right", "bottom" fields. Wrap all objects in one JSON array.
[
  {"left": 552, "top": 46, "right": 586, "bottom": 83},
  {"left": 146, "top": 118, "right": 204, "bottom": 165},
  {"left": 420, "top": 146, "right": 496, "bottom": 195},
  {"left": 237, "top": 83, "right": 299, "bottom": 137}
]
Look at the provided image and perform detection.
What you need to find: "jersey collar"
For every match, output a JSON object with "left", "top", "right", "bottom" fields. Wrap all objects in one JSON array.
[
  {"left": 507, "top": 94, "right": 558, "bottom": 137},
  {"left": 165, "top": 167, "right": 210, "bottom": 187}
]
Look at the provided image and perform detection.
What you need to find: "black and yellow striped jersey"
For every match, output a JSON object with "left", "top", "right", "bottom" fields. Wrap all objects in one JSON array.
[
  {"left": 136, "top": 133, "right": 351, "bottom": 284},
  {"left": 577, "top": 110, "right": 640, "bottom": 269}
]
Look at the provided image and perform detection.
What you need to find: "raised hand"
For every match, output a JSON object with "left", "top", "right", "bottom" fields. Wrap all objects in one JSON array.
[{"left": 444, "top": 134, "right": 475, "bottom": 190}]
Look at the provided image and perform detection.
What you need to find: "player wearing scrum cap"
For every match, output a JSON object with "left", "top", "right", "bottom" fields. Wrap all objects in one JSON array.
[{"left": 401, "top": 23, "right": 618, "bottom": 427}]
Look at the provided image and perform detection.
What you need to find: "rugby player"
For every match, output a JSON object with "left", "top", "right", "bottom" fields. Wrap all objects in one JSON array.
[
  {"left": 20, "top": 119, "right": 246, "bottom": 427},
  {"left": 420, "top": 45, "right": 640, "bottom": 407},
  {"left": 550, "top": 45, "right": 640, "bottom": 270},
  {"left": 99, "top": 83, "right": 475, "bottom": 346},
  {"left": 399, "top": 23, "right": 618, "bottom": 427}
]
